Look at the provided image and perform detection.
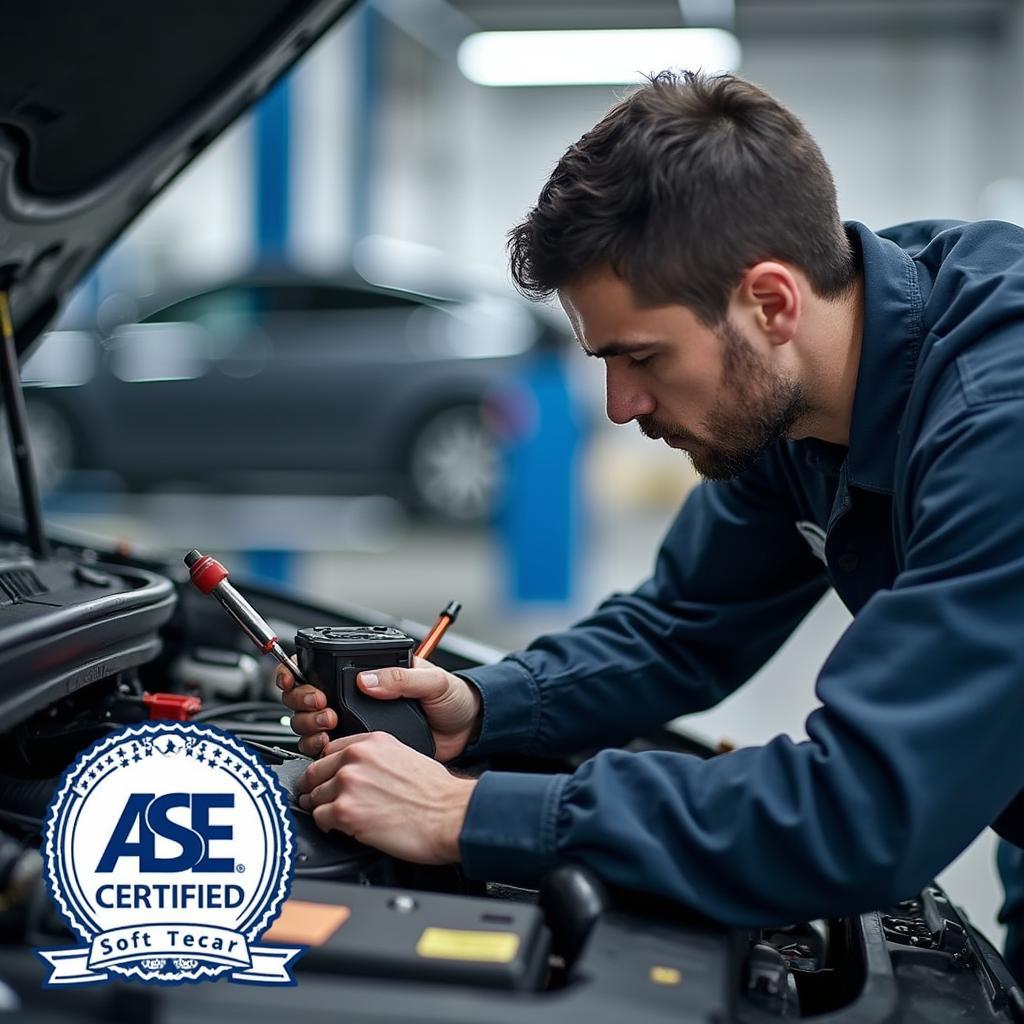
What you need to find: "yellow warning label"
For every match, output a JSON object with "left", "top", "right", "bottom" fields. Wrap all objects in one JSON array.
[
  {"left": 416, "top": 927, "right": 520, "bottom": 963},
  {"left": 650, "top": 965, "right": 682, "bottom": 986}
]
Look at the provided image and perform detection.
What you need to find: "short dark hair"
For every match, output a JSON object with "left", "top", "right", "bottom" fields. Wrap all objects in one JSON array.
[{"left": 508, "top": 70, "right": 856, "bottom": 325}]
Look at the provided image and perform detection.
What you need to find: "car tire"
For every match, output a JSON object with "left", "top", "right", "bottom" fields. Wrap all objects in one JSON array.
[{"left": 407, "top": 403, "right": 501, "bottom": 526}]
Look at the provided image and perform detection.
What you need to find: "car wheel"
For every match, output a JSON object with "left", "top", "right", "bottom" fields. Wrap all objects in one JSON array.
[
  {"left": 408, "top": 404, "right": 501, "bottom": 525},
  {"left": 0, "top": 399, "right": 75, "bottom": 497}
]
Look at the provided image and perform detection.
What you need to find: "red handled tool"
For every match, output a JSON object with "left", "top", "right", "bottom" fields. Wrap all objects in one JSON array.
[{"left": 184, "top": 549, "right": 309, "bottom": 685}]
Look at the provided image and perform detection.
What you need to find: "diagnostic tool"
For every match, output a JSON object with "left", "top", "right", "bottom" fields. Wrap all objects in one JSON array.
[
  {"left": 295, "top": 626, "right": 435, "bottom": 757},
  {"left": 185, "top": 550, "right": 434, "bottom": 756}
]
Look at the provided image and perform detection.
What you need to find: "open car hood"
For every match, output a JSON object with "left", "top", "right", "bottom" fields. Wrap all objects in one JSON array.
[{"left": 0, "top": 0, "right": 357, "bottom": 360}]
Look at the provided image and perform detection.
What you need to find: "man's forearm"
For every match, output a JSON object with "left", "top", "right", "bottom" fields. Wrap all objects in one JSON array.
[{"left": 460, "top": 473, "right": 828, "bottom": 759}]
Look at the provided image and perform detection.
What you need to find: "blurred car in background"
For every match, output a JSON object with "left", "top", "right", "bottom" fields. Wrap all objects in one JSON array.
[{"left": 10, "top": 270, "right": 562, "bottom": 524}]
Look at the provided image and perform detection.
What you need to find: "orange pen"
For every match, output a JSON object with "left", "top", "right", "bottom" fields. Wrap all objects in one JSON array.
[{"left": 415, "top": 600, "right": 462, "bottom": 660}]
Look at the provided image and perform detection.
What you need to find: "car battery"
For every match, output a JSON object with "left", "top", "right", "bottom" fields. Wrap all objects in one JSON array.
[
  {"left": 262, "top": 879, "right": 551, "bottom": 991},
  {"left": 295, "top": 625, "right": 434, "bottom": 756}
]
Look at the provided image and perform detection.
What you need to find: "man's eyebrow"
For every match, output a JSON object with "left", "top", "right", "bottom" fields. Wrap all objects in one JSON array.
[{"left": 580, "top": 339, "right": 664, "bottom": 358}]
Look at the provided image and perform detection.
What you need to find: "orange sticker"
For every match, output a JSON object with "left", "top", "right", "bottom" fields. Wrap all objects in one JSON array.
[{"left": 262, "top": 900, "right": 351, "bottom": 946}]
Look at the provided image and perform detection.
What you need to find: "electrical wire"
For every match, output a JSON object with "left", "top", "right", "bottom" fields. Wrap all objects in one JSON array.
[{"left": 192, "top": 700, "right": 288, "bottom": 723}]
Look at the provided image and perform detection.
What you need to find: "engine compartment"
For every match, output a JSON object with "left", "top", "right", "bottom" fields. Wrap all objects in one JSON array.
[{"left": 1, "top": 538, "right": 1022, "bottom": 1023}]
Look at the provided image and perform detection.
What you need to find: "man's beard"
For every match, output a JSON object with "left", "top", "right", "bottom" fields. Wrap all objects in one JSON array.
[{"left": 637, "top": 319, "right": 809, "bottom": 482}]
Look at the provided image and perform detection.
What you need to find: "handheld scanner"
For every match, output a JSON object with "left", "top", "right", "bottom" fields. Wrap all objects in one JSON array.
[{"left": 295, "top": 626, "right": 435, "bottom": 757}]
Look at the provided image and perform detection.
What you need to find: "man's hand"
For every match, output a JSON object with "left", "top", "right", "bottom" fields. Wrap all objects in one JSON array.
[
  {"left": 296, "top": 732, "right": 477, "bottom": 863},
  {"left": 277, "top": 656, "right": 481, "bottom": 761}
]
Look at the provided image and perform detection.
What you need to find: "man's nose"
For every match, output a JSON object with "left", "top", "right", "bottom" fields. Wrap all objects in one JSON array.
[{"left": 605, "top": 360, "right": 655, "bottom": 425}]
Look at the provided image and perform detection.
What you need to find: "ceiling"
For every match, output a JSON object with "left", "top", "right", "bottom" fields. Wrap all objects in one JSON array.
[{"left": 445, "top": 0, "right": 1014, "bottom": 39}]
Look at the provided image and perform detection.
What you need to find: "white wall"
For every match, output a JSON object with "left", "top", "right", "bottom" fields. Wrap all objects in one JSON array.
[
  {"left": 290, "top": 16, "right": 361, "bottom": 270},
  {"left": 415, "top": 31, "right": 1010, "bottom": 269},
  {"left": 109, "top": 116, "right": 253, "bottom": 291},
  {"left": 746, "top": 38, "right": 995, "bottom": 226},
  {"left": 115, "top": 15, "right": 1024, "bottom": 275}
]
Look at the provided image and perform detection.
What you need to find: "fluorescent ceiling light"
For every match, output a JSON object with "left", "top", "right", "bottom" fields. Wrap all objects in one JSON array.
[{"left": 457, "top": 28, "right": 741, "bottom": 88}]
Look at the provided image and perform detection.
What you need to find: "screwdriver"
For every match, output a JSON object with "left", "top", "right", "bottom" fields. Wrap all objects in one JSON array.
[
  {"left": 184, "top": 549, "right": 309, "bottom": 685},
  {"left": 415, "top": 600, "right": 461, "bottom": 660}
]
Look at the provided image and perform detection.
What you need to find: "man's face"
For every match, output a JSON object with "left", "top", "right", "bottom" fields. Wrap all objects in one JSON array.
[{"left": 558, "top": 265, "right": 809, "bottom": 481}]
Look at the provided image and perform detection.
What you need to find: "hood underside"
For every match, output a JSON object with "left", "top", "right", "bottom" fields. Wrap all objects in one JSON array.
[{"left": 0, "top": 0, "right": 357, "bottom": 357}]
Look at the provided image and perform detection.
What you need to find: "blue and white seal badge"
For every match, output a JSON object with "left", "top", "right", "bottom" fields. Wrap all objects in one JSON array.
[{"left": 38, "top": 722, "right": 302, "bottom": 986}]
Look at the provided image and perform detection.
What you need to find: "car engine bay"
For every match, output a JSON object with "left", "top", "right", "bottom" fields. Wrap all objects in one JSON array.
[{"left": 0, "top": 539, "right": 1022, "bottom": 1023}]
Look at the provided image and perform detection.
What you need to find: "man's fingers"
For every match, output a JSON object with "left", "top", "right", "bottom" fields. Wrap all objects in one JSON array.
[
  {"left": 299, "top": 748, "right": 341, "bottom": 792},
  {"left": 278, "top": 674, "right": 336, "bottom": 755},
  {"left": 298, "top": 732, "right": 329, "bottom": 758},
  {"left": 289, "top": 706, "right": 337, "bottom": 736},
  {"left": 299, "top": 735, "right": 366, "bottom": 791},
  {"left": 357, "top": 663, "right": 451, "bottom": 702},
  {"left": 306, "top": 775, "right": 341, "bottom": 809},
  {"left": 281, "top": 684, "right": 328, "bottom": 714},
  {"left": 321, "top": 733, "right": 372, "bottom": 758},
  {"left": 312, "top": 801, "right": 351, "bottom": 836}
]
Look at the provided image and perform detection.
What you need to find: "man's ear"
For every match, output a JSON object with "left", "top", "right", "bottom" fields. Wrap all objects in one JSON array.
[{"left": 737, "top": 262, "right": 800, "bottom": 344}]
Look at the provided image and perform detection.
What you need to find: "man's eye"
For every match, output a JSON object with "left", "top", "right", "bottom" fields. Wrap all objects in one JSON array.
[{"left": 630, "top": 353, "right": 654, "bottom": 366}]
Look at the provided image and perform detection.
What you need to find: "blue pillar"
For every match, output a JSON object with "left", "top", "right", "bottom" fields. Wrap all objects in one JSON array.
[
  {"left": 497, "top": 349, "right": 586, "bottom": 604},
  {"left": 254, "top": 75, "right": 292, "bottom": 261},
  {"left": 243, "top": 549, "right": 295, "bottom": 586},
  {"left": 250, "top": 76, "right": 295, "bottom": 587}
]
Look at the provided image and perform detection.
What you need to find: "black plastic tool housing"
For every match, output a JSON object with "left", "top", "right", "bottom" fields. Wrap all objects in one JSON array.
[{"left": 295, "top": 625, "right": 434, "bottom": 757}]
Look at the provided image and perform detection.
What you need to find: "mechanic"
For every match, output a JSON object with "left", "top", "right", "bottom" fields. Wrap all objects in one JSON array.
[{"left": 277, "top": 70, "right": 1024, "bottom": 967}]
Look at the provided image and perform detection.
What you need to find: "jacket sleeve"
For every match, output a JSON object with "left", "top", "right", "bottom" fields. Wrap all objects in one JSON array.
[
  {"left": 459, "top": 391, "right": 1024, "bottom": 927},
  {"left": 460, "top": 446, "right": 829, "bottom": 758}
]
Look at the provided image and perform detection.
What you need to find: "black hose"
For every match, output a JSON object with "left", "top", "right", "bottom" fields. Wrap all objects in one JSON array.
[
  {"left": 0, "top": 772, "right": 59, "bottom": 827},
  {"left": 192, "top": 700, "right": 287, "bottom": 722}
]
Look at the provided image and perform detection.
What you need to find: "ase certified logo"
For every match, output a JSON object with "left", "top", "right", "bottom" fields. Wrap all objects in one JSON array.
[{"left": 38, "top": 722, "right": 302, "bottom": 986}]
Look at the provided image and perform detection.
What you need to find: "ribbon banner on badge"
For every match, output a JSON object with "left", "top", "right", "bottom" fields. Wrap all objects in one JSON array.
[{"left": 39, "top": 924, "right": 301, "bottom": 985}]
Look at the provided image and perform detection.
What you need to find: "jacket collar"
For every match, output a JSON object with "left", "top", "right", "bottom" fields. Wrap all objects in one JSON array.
[{"left": 831, "top": 221, "right": 925, "bottom": 494}]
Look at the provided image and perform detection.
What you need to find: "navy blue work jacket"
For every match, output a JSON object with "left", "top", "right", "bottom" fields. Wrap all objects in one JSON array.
[{"left": 457, "top": 220, "right": 1024, "bottom": 927}]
